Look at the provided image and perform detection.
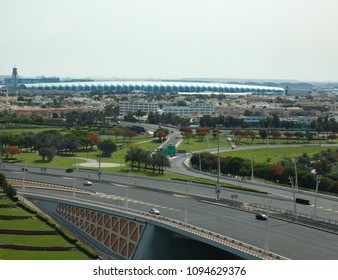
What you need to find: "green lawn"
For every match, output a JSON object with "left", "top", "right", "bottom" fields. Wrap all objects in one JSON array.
[
  {"left": 178, "top": 136, "right": 230, "bottom": 152},
  {"left": 0, "top": 198, "right": 16, "bottom": 206},
  {"left": 0, "top": 198, "right": 94, "bottom": 260},
  {"left": 9, "top": 136, "right": 159, "bottom": 169},
  {"left": 0, "top": 234, "right": 72, "bottom": 246},
  {"left": 0, "top": 219, "right": 54, "bottom": 230},
  {"left": 0, "top": 249, "right": 91, "bottom": 260},
  {"left": 0, "top": 207, "right": 34, "bottom": 216},
  {"left": 220, "top": 146, "right": 334, "bottom": 163}
]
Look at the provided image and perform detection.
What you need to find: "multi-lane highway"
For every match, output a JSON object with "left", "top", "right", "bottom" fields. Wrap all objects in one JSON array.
[{"left": 3, "top": 163, "right": 338, "bottom": 259}]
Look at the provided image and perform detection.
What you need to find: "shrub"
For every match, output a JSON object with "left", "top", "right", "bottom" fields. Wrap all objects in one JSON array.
[
  {"left": 75, "top": 242, "right": 98, "bottom": 259},
  {"left": 36, "top": 212, "right": 57, "bottom": 228},
  {"left": 55, "top": 226, "right": 77, "bottom": 244},
  {"left": 16, "top": 201, "right": 37, "bottom": 214}
]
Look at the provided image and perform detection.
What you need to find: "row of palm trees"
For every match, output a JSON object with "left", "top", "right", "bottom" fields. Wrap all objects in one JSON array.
[{"left": 124, "top": 147, "right": 171, "bottom": 174}]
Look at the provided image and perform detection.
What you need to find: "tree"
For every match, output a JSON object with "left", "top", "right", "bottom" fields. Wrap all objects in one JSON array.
[
  {"left": 151, "top": 153, "right": 171, "bottom": 174},
  {"left": 84, "top": 132, "right": 100, "bottom": 149},
  {"left": 98, "top": 139, "right": 117, "bottom": 157},
  {"left": 294, "top": 131, "right": 305, "bottom": 143},
  {"left": 270, "top": 131, "right": 281, "bottom": 143},
  {"left": 135, "top": 110, "right": 146, "bottom": 122},
  {"left": 180, "top": 127, "right": 193, "bottom": 143},
  {"left": 6, "top": 146, "right": 21, "bottom": 159},
  {"left": 123, "top": 130, "right": 137, "bottom": 142},
  {"left": 154, "top": 128, "right": 169, "bottom": 142},
  {"left": 0, "top": 173, "right": 16, "bottom": 198},
  {"left": 62, "top": 134, "right": 80, "bottom": 154},
  {"left": 124, "top": 111, "right": 137, "bottom": 122},
  {"left": 38, "top": 146, "right": 57, "bottom": 161},
  {"left": 195, "top": 127, "right": 210, "bottom": 141},
  {"left": 248, "top": 130, "right": 256, "bottom": 143},
  {"left": 271, "top": 114, "right": 281, "bottom": 128},
  {"left": 212, "top": 127, "right": 220, "bottom": 139},
  {"left": 125, "top": 147, "right": 142, "bottom": 170},
  {"left": 284, "top": 132, "right": 293, "bottom": 143},
  {"left": 258, "top": 129, "right": 268, "bottom": 143},
  {"left": 327, "top": 133, "right": 337, "bottom": 142},
  {"left": 35, "top": 130, "right": 63, "bottom": 150}
]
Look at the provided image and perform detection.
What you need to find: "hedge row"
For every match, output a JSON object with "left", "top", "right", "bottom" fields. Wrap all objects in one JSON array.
[
  {"left": 75, "top": 242, "right": 99, "bottom": 259},
  {"left": 16, "top": 201, "right": 38, "bottom": 214}
]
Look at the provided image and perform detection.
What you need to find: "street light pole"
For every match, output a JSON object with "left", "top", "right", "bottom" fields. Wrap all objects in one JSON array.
[
  {"left": 248, "top": 153, "right": 254, "bottom": 180},
  {"left": 127, "top": 170, "right": 132, "bottom": 208},
  {"left": 293, "top": 159, "right": 298, "bottom": 191},
  {"left": 216, "top": 134, "right": 221, "bottom": 201},
  {"left": 22, "top": 164, "right": 26, "bottom": 192},
  {"left": 185, "top": 181, "right": 191, "bottom": 224},
  {"left": 73, "top": 167, "right": 77, "bottom": 198},
  {"left": 199, "top": 152, "right": 201, "bottom": 172},
  {"left": 265, "top": 199, "right": 272, "bottom": 254},
  {"left": 288, "top": 176, "right": 298, "bottom": 221},
  {"left": 313, "top": 175, "right": 321, "bottom": 220}
]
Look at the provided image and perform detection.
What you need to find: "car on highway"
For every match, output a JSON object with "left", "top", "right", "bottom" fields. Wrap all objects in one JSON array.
[
  {"left": 149, "top": 208, "right": 160, "bottom": 215},
  {"left": 255, "top": 213, "right": 267, "bottom": 220},
  {"left": 65, "top": 168, "right": 74, "bottom": 173},
  {"left": 83, "top": 180, "right": 93, "bottom": 186},
  {"left": 21, "top": 167, "right": 29, "bottom": 172}
]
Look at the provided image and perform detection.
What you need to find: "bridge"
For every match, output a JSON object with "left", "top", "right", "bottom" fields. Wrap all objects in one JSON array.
[{"left": 19, "top": 191, "right": 285, "bottom": 260}]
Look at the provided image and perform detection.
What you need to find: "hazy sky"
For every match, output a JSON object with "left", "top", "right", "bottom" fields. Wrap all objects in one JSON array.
[{"left": 1, "top": 0, "right": 338, "bottom": 81}]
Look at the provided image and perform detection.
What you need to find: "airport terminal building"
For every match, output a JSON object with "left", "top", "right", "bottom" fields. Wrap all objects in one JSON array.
[{"left": 22, "top": 81, "right": 285, "bottom": 95}]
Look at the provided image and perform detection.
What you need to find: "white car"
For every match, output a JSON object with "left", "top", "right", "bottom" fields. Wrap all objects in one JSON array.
[
  {"left": 83, "top": 180, "right": 93, "bottom": 186},
  {"left": 149, "top": 208, "right": 160, "bottom": 215}
]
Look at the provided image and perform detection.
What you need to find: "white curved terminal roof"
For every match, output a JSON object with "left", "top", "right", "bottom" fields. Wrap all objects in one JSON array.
[{"left": 24, "top": 81, "right": 285, "bottom": 94}]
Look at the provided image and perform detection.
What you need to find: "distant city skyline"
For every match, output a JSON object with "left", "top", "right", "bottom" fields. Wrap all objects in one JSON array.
[{"left": 1, "top": 0, "right": 338, "bottom": 82}]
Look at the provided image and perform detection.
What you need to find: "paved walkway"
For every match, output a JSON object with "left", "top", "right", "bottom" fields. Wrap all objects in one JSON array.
[{"left": 73, "top": 157, "right": 124, "bottom": 168}]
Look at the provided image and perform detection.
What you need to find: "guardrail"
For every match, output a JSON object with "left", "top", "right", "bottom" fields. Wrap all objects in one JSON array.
[
  {"left": 249, "top": 202, "right": 338, "bottom": 235},
  {"left": 9, "top": 179, "right": 96, "bottom": 195}
]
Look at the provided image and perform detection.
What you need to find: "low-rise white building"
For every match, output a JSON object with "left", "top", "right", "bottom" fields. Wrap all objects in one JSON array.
[{"left": 119, "top": 100, "right": 159, "bottom": 115}]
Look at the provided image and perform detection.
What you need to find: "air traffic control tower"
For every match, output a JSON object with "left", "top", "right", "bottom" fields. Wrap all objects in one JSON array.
[{"left": 11, "top": 66, "right": 18, "bottom": 88}]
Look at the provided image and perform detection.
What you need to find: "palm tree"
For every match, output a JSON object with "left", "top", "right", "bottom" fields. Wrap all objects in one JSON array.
[
  {"left": 152, "top": 153, "right": 171, "bottom": 174},
  {"left": 125, "top": 147, "right": 142, "bottom": 170}
]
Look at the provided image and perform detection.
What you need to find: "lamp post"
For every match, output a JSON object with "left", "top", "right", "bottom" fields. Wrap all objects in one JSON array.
[
  {"left": 216, "top": 134, "right": 221, "bottom": 201},
  {"left": 185, "top": 180, "right": 191, "bottom": 224},
  {"left": 293, "top": 159, "right": 298, "bottom": 191},
  {"left": 127, "top": 170, "right": 132, "bottom": 208},
  {"left": 248, "top": 153, "right": 254, "bottom": 181},
  {"left": 198, "top": 152, "right": 201, "bottom": 172},
  {"left": 73, "top": 157, "right": 77, "bottom": 198},
  {"left": 265, "top": 199, "right": 272, "bottom": 254},
  {"left": 288, "top": 176, "right": 298, "bottom": 221},
  {"left": 22, "top": 163, "right": 26, "bottom": 192},
  {"left": 313, "top": 175, "right": 321, "bottom": 220}
]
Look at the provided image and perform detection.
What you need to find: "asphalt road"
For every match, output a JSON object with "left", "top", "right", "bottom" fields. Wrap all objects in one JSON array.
[
  {"left": 2, "top": 140, "right": 338, "bottom": 259},
  {"left": 15, "top": 180, "right": 338, "bottom": 260}
]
